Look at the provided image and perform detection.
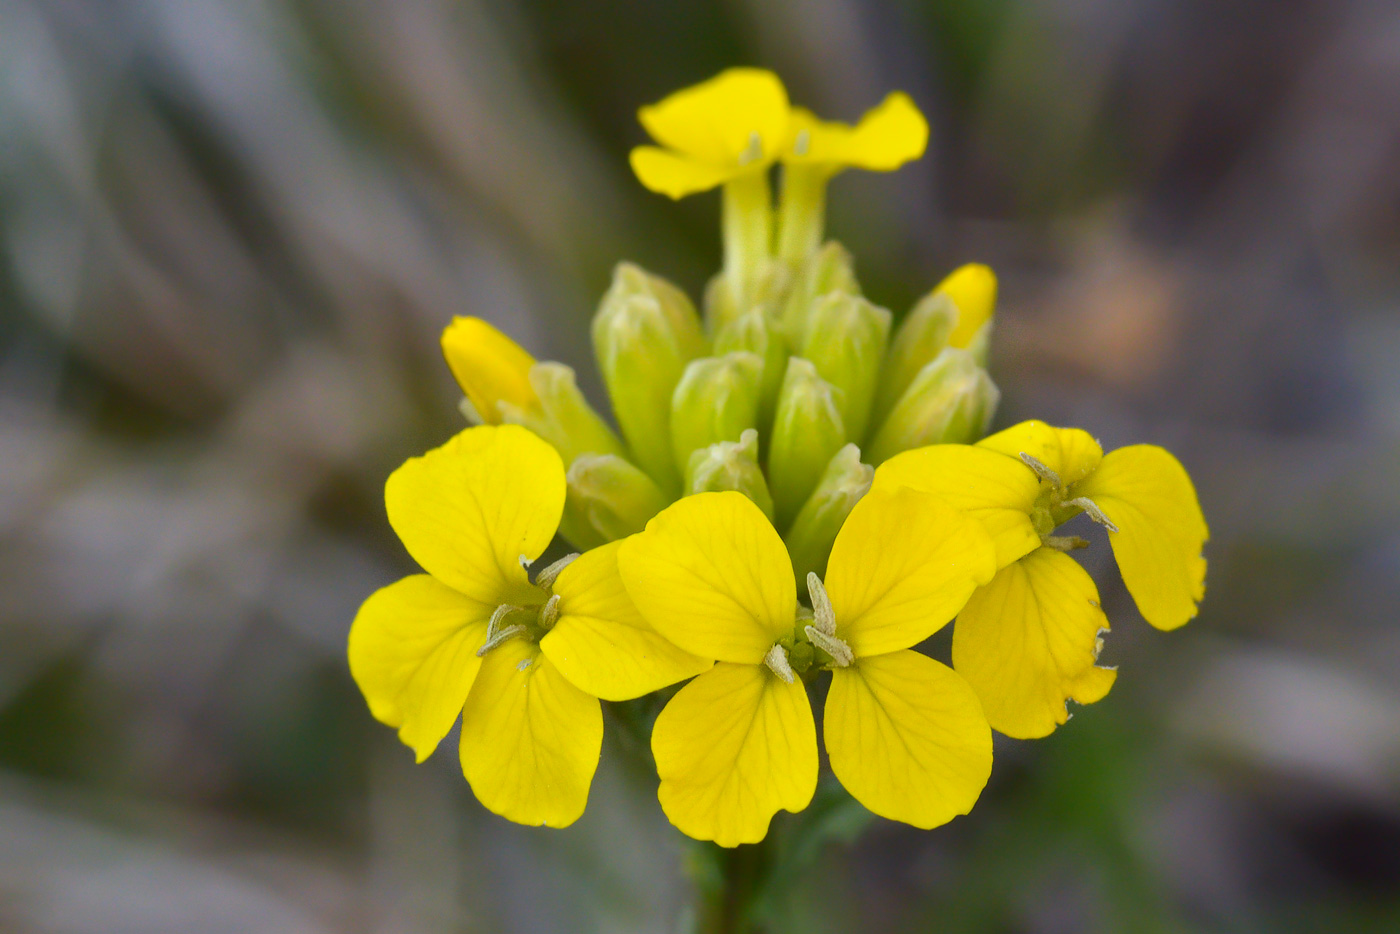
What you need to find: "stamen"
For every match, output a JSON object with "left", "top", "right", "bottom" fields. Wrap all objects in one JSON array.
[
  {"left": 533, "top": 553, "right": 580, "bottom": 590},
  {"left": 737, "top": 131, "right": 763, "bottom": 166},
  {"left": 1020, "top": 452, "right": 1062, "bottom": 488},
  {"left": 763, "top": 644, "right": 796, "bottom": 684},
  {"left": 1065, "top": 497, "right": 1119, "bottom": 533},
  {"left": 537, "top": 594, "right": 561, "bottom": 631},
  {"left": 806, "top": 573, "right": 836, "bottom": 636},
  {"left": 518, "top": 554, "right": 531, "bottom": 572},
  {"left": 793, "top": 128, "right": 810, "bottom": 157},
  {"left": 1042, "top": 534, "right": 1089, "bottom": 552},
  {"left": 486, "top": 603, "right": 524, "bottom": 640},
  {"left": 476, "top": 624, "right": 526, "bottom": 657},
  {"left": 804, "top": 625, "right": 854, "bottom": 668}
]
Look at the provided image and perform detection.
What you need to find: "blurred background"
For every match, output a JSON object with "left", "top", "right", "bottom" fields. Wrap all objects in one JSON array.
[{"left": 2, "top": 0, "right": 1398, "bottom": 931}]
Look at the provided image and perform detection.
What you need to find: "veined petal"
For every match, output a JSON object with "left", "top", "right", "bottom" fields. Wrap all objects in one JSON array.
[
  {"left": 458, "top": 638, "right": 602, "bottom": 828},
  {"left": 386, "top": 425, "right": 563, "bottom": 606},
  {"left": 629, "top": 146, "right": 742, "bottom": 199},
  {"left": 1073, "top": 445, "right": 1209, "bottom": 630},
  {"left": 619, "top": 492, "right": 797, "bottom": 664},
  {"left": 652, "top": 663, "right": 817, "bottom": 847},
  {"left": 953, "top": 548, "right": 1116, "bottom": 739},
  {"left": 873, "top": 444, "right": 1042, "bottom": 568},
  {"left": 787, "top": 92, "right": 928, "bottom": 171},
  {"left": 638, "top": 68, "right": 790, "bottom": 167},
  {"left": 824, "top": 487, "right": 996, "bottom": 658},
  {"left": 440, "top": 317, "right": 538, "bottom": 424},
  {"left": 978, "top": 420, "right": 1102, "bottom": 486},
  {"left": 826, "top": 650, "right": 992, "bottom": 830},
  {"left": 348, "top": 575, "right": 492, "bottom": 762},
  {"left": 540, "top": 540, "right": 713, "bottom": 701},
  {"left": 936, "top": 264, "right": 997, "bottom": 350}
]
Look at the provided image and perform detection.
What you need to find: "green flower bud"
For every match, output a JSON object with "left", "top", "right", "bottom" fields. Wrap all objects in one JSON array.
[
  {"left": 592, "top": 262, "right": 707, "bottom": 495},
  {"left": 767, "top": 358, "right": 846, "bottom": 530},
  {"left": 713, "top": 310, "right": 788, "bottom": 434},
  {"left": 670, "top": 352, "right": 765, "bottom": 471},
  {"left": 703, "top": 260, "right": 793, "bottom": 335},
  {"left": 685, "top": 429, "right": 775, "bottom": 520},
  {"left": 799, "top": 292, "right": 891, "bottom": 444},
  {"left": 561, "top": 453, "right": 671, "bottom": 548},
  {"left": 498, "top": 362, "right": 628, "bottom": 465},
  {"left": 779, "top": 241, "right": 860, "bottom": 346},
  {"left": 871, "top": 289, "right": 957, "bottom": 432},
  {"left": 865, "top": 348, "right": 1000, "bottom": 466},
  {"left": 783, "top": 444, "right": 872, "bottom": 590}
]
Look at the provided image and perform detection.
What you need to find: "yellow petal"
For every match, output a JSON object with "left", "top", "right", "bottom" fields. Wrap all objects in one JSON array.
[
  {"left": 872, "top": 444, "right": 1042, "bottom": 568},
  {"left": 618, "top": 492, "right": 797, "bottom": 664},
  {"left": 825, "top": 650, "right": 992, "bottom": 829},
  {"left": 540, "top": 540, "right": 713, "bottom": 701},
  {"left": 977, "top": 420, "right": 1102, "bottom": 486},
  {"left": 629, "top": 146, "right": 741, "bottom": 199},
  {"left": 952, "top": 548, "right": 1116, "bottom": 739},
  {"left": 458, "top": 637, "right": 602, "bottom": 828},
  {"left": 1073, "top": 445, "right": 1209, "bottom": 630},
  {"left": 440, "top": 317, "right": 538, "bottom": 424},
  {"left": 385, "top": 425, "right": 563, "bottom": 607},
  {"left": 824, "top": 487, "right": 996, "bottom": 657},
  {"left": 787, "top": 92, "right": 928, "bottom": 171},
  {"left": 638, "top": 68, "right": 790, "bottom": 168},
  {"left": 652, "top": 663, "right": 817, "bottom": 847},
  {"left": 938, "top": 264, "right": 998, "bottom": 349},
  {"left": 348, "top": 574, "right": 492, "bottom": 762}
]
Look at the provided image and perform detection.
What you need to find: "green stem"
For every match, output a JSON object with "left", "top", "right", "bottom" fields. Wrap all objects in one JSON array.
[
  {"left": 775, "top": 164, "right": 831, "bottom": 264},
  {"left": 696, "top": 842, "right": 768, "bottom": 934},
  {"left": 721, "top": 170, "right": 773, "bottom": 317}
]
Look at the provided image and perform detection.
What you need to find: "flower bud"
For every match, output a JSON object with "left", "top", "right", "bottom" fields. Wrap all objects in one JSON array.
[
  {"left": 865, "top": 348, "right": 1000, "bottom": 466},
  {"left": 441, "top": 316, "right": 538, "bottom": 424},
  {"left": 779, "top": 241, "right": 859, "bottom": 346},
  {"left": 767, "top": 358, "right": 846, "bottom": 529},
  {"left": 685, "top": 429, "right": 775, "bottom": 520},
  {"left": 497, "top": 362, "right": 629, "bottom": 467},
  {"left": 871, "top": 289, "right": 956, "bottom": 431},
  {"left": 798, "top": 292, "right": 891, "bottom": 444},
  {"left": 562, "top": 453, "right": 671, "bottom": 548},
  {"left": 703, "top": 259, "right": 793, "bottom": 334},
  {"left": 713, "top": 310, "right": 788, "bottom": 432},
  {"left": 592, "top": 263, "right": 707, "bottom": 494},
  {"left": 938, "top": 263, "right": 997, "bottom": 364},
  {"left": 669, "top": 352, "right": 765, "bottom": 471},
  {"left": 783, "top": 444, "right": 873, "bottom": 589}
]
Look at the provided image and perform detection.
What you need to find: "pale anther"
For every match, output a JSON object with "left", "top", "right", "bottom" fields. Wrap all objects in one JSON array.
[
  {"left": 805, "top": 625, "right": 854, "bottom": 668},
  {"left": 1065, "top": 497, "right": 1119, "bottom": 533},
  {"left": 486, "top": 603, "right": 523, "bottom": 640},
  {"left": 1020, "top": 452, "right": 1062, "bottom": 488},
  {"left": 533, "top": 552, "right": 580, "bottom": 590},
  {"left": 806, "top": 573, "right": 836, "bottom": 636},
  {"left": 516, "top": 658, "right": 533, "bottom": 672},
  {"left": 518, "top": 554, "right": 531, "bottom": 572},
  {"left": 1042, "top": 534, "right": 1089, "bottom": 552},
  {"left": 476, "top": 624, "right": 526, "bottom": 657},
  {"left": 793, "top": 128, "right": 810, "bottom": 156},
  {"left": 738, "top": 131, "right": 763, "bottom": 166},
  {"left": 537, "top": 594, "right": 561, "bottom": 631},
  {"left": 763, "top": 644, "right": 796, "bottom": 684}
]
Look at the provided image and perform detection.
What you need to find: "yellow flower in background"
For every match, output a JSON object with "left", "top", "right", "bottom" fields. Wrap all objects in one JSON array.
[
  {"left": 783, "top": 91, "right": 928, "bottom": 172},
  {"left": 348, "top": 425, "right": 708, "bottom": 828},
  {"left": 618, "top": 488, "right": 996, "bottom": 846},
  {"left": 875, "top": 420, "right": 1208, "bottom": 739},
  {"left": 629, "top": 68, "right": 791, "bottom": 199},
  {"left": 935, "top": 263, "right": 998, "bottom": 353},
  {"left": 441, "top": 316, "right": 538, "bottom": 424}
]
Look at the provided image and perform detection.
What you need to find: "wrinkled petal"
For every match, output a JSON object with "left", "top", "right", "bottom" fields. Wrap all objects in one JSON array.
[
  {"left": 458, "top": 638, "right": 602, "bottom": 828},
  {"left": 540, "top": 540, "right": 713, "bottom": 701},
  {"left": 953, "top": 548, "right": 1116, "bottom": 739},
  {"left": 652, "top": 663, "right": 817, "bottom": 847},
  {"left": 386, "top": 425, "right": 563, "bottom": 606},
  {"left": 440, "top": 317, "right": 538, "bottom": 424},
  {"left": 824, "top": 487, "right": 996, "bottom": 657},
  {"left": 1073, "top": 444, "right": 1209, "bottom": 630},
  {"left": 873, "top": 444, "right": 1042, "bottom": 568},
  {"left": 978, "top": 420, "right": 1102, "bottom": 486},
  {"left": 629, "top": 146, "right": 742, "bottom": 199},
  {"left": 935, "top": 264, "right": 997, "bottom": 349},
  {"left": 348, "top": 575, "right": 492, "bottom": 762},
  {"left": 638, "top": 67, "right": 790, "bottom": 167},
  {"left": 826, "top": 650, "right": 992, "bottom": 830},
  {"left": 619, "top": 492, "right": 797, "bottom": 664},
  {"left": 787, "top": 92, "right": 928, "bottom": 171}
]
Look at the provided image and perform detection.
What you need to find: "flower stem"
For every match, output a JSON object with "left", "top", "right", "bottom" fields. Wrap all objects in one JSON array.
[
  {"left": 775, "top": 164, "right": 830, "bottom": 264},
  {"left": 722, "top": 170, "right": 773, "bottom": 315}
]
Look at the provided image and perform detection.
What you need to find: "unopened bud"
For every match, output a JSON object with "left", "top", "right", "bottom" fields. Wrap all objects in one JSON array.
[
  {"left": 779, "top": 241, "right": 860, "bottom": 346},
  {"left": 937, "top": 263, "right": 997, "bottom": 364},
  {"left": 592, "top": 263, "right": 707, "bottom": 494},
  {"left": 685, "top": 429, "right": 775, "bottom": 520},
  {"left": 767, "top": 358, "right": 847, "bottom": 530},
  {"left": 703, "top": 260, "right": 793, "bottom": 334},
  {"left": 563, "top": 453, "right": 670, "bottom": 547},
  {"left": 498, "top": 363, "right": 628, "bottom": 466},
  {"left": 670, "top": 352, "right": 764, "bottom": 471},
  {"left": 865, "top": 348, "right": 1000, "bottom": 466},
  {"left": 871, "top": 290, "right": 957, "bottom": 431},
  {"left": 713, "top": 310, "right": 788, "bottom": 432},
  {"left": 799, "top": 292, "right": 891, "bottom": 444},
  {"left": 441, "top": 316, "right": 538, "bottom": 424},
  {"left": 784, "top": 444, "right": 873, "bottom": 589}
]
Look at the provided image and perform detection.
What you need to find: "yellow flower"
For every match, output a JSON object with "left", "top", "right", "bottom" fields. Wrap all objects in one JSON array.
[
  {"left": 783, "top": 91, "right": 928, "bottom": 172},
  {"left": 874, "top": 420, "right": 1209, "bottom": 739},
  {"left": 935, "top": 263, "right": 998, "bottom": 352},
  {"left": 617, "top": 488, "right": 997, "bottom": 846},
  {"left": 348, "top": 425, "right": 709, "bottom": 827},
  {"left": 629, "top": 68, "right": 791, "bottom": 199},
  {"left": 441, "top": 316, "right": 538, "bottom": 424}
]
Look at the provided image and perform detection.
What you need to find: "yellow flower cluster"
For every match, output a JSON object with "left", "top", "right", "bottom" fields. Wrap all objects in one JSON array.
[{"left": 348, "top": 70, "right": 1208, "bottom": 845}]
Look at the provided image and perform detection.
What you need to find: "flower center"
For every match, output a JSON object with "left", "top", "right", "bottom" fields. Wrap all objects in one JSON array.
[
  {"left": 475, "top": 552, "right": 579, "bottom": 657},
  {"left": 1021, "top": 452, "right": 1118, "bottom": 550}
]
